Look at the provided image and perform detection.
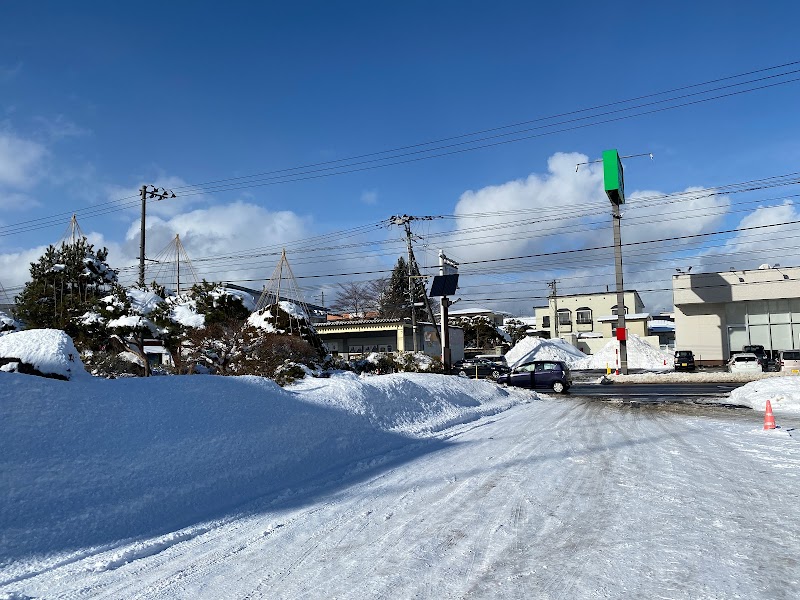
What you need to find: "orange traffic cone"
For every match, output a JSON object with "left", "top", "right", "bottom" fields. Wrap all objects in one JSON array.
[{"left": 764, "top": 400, "right": 776, "bottom": 430}]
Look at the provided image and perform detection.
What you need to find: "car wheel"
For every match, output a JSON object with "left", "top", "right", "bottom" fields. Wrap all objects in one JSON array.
[
  {"left": 491, "top": 369, "right": 500, "bottom": 379},
  {"left": 458, "top": 370, "right": 468, "bottom": 377},
  {"left": 552, "top": 381, "right": 566, "bottom": 393}
]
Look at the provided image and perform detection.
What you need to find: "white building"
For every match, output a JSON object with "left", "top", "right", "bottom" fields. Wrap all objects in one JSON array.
[
  {"left": 533, "top": 290, "right": 645, "bottom": 338},
  {"left": 673, "top": 265, "right": 800, "bottom": 365}
]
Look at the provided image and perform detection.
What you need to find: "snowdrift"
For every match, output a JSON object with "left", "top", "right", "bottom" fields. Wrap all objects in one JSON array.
[
  {"left": 573, "top": 333, "right": 672, "bottom": 370},
  {"left": 504, "top": 337, "right": 586, "bottom": 368},
  {"left": 729, "top": 376, "right": 800, "bottom": 413},
  {"left": 0, "top": 371, "right": 527, "bottom": 562},
  {"left": 0, "top": 329, "right": 89, "bottom": 380}
]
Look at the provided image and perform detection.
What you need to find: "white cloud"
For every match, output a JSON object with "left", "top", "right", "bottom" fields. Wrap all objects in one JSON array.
[
  {"left": 113, "top": 201, "right": 317, "bottom": 287},
  {"left": 33, "top": 115, "right": 90, "bottom": 140},
  {"left": 361, "top": 190, "right": 378, "bottom": 205},
  {"left": 445, "top": 152, "right": 738, "bottom": 315},
  {"left": 0, "top": 191, "right": 40, "bottom": 211},
  {"left": 0, "top": 132, "right": 46, "bottom": 188},
  {"left": 452, "top": 152, "right": 606, "bottom": 262},
  {"left": 0, "top": 244, "right": 50, "bottom": 294}
]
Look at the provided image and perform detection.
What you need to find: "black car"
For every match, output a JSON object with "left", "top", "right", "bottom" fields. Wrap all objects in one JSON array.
[
  {"left": 495, "top": 360, "right": 572, "bottom": 393},
  {"left": 452, "top": 358, "right": 511, "bottom": 380},
  {"left": 673, "top": 350, "right": 696, "bottom": 371},
  {"left": 743, "top": 345, "right": 769, "bottom": 371}
]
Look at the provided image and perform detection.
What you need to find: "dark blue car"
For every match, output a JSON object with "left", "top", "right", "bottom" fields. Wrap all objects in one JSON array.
[{"left": 496, "top": 360, "right": 572, "bottom": 393}]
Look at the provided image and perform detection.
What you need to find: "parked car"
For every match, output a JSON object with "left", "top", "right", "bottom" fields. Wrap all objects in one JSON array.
[
  {"left": 727, "top": 353, "right": 763, "bottom": 373},
  {"left": 778, "top": 350, "right": 800, "bottom": 374},
  {"left": 452, "top": 358, "right": 511, "bottom": 380},
  {"left": 474, "top": 354, "right": 508, "bottom": 368},
  {"left": 742, "top": 345, "right": 768, "bottom": 371},
  {"left": 496, "top": 360, "right": 572, "bottom": 393},
  {"left": 673, "top": 350, "right": 696, "bottom": 371}
]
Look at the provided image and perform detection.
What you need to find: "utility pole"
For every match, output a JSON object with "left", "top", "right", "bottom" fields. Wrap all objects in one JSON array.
[
  {"left": 137, "top": 185, "right": 175, "bottom": 377},
  {"left": 139, "top": 185, "right": 176, "bottom": 287},
  {"left": 390, "top": 215, "right": 442, "bottom": 353},
  {"left": 548, "top": 280, "right": 559, "bottom": 339}
]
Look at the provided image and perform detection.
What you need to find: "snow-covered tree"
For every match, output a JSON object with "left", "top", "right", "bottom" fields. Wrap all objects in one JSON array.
[
  {"left": 449, "top": 315, "right": 508, "bottom": 350},
  {"left": 14, "top": 238, "right": 117, "bottom": 339}
]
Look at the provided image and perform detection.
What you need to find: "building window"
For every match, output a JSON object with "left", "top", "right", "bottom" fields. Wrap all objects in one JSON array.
[
  {"left": 611, "top": 305, "right": 628, "bottom": 316},
  {"left": 557, "top": 309, "right": 571, "bottom": 326},
  {"left": 576, "top": 308, "right": 592, "bottom": 324},
  {"left": 542, "top": 315, "right": 550, "bottom": 328}
]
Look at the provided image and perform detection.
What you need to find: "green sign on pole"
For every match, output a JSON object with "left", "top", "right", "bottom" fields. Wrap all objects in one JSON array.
[{"left": 603, "top": 149, "right": 625, "bottom": 205}]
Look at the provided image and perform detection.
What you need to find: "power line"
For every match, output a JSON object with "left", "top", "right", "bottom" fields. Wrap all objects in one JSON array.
[{"left": 2, "top": 61, "right": 799, "bottom": 239}]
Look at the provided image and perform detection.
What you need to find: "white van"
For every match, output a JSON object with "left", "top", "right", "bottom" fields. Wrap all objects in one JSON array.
[{"left": 778, "top": 350, "right": 800, "bottom": 374}]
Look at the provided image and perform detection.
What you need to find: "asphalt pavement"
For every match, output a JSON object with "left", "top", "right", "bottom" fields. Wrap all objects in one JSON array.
[{"left": 567, "top": 381, "right": 747, "bottom": 405}]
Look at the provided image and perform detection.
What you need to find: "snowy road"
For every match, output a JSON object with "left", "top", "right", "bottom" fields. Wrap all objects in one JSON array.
[{"left": 5, "top": 397, "right": 800, "bottom": 599}]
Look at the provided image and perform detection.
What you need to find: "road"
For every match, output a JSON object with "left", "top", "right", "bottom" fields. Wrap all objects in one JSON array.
[
  {"left": 569, "top": 382, "right": 745, "bottom": 402},
  {"left": 7, "top": 396, "right": 799, "bottom": 599}
]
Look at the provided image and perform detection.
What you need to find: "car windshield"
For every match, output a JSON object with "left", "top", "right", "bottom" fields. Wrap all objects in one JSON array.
[
  {"left": 736, "top": 356, "right": 756, "bottom": 362},
  {"left": 783, "top": 351, "right": 800, "bottom": 360},
  {"left": 675, "top": 351, "right": 692, "bottom": 358}
]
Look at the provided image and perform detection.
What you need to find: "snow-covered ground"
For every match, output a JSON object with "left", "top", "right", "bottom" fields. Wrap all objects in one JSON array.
[{"left": 2, "top": 366, "right": 800, "bottom": 599}]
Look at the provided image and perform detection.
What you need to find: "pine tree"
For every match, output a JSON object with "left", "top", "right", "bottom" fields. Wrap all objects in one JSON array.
[
  {"left": 378, "top": 257, "right": 425, "bottom": 320},
  {"left": 14, "top": 238, "right": 118, "bottom": 336}
]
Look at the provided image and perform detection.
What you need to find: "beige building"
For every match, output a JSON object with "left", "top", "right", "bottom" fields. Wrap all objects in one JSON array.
[
  {"left": 316, "top": 318, "right": 465, "bottom": 361},
  {"left": 533, "top": 290, "right": 645, "bottom": 338},
  {"left": 673, "top": 265, "right": 800, "bottom": 365}
]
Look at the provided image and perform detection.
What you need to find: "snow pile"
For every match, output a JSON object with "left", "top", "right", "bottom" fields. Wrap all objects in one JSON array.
[
  {"left": 247, "top": 309, "right": 278, "bottom": 332},
  {"left": 0, "top": 310, "right": 21, "bottom": 335},
  {"left": 127, "top": 288, "right": 163, "bottom": 315},
  {"left": 574, "top": 333, "right": 672, "bottom": 370},
  {"left": 729, "top": 376, "right": 800, "bottom": 413},
  {"left": 0, "top": 372, "right": 528, "bottom": 562},
  {"left": 278, "top": 300, "right": 307, "bottom": 320},
  {"left": 217, "top": 287, "right": 256, "bottom": 311},
  {"left": 504, "top": 336, "right": 586, "bottom": 368},
  {"left": 169, "top": 299, "right": 205, "bottom": 328},
  {"left": 0, "top": 329, "right": 89, "bottom": 380}
]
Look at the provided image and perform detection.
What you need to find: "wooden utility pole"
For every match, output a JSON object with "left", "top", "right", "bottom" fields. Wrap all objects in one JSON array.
[
  {"left": 548, "top": 280, "right": 559, "bottom": 339},
  {"left": 390, "top": 215, "right": 442, "bottom": 353},
  {"left": 137, "top": 185, "right": 176, "bottom": 377},
  {"left": 138, "top": 185, "right": 176, "bottom": 288}
]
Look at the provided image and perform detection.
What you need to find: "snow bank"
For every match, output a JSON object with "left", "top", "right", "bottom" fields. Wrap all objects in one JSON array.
[
  {"left": 729, "top": 375, "right": 800, "bottom": 413},
  {"left": 574, "top": 333, "right": 672, "bottom": 370},
  {"left": 0, "top": 372, "right": 528, "bottom": 561},
  {"left": 504, "top": 336, "right": 586, "bottom": 368},
  {"left": 0, "top": 329, "right": 88, "bottom": 380}
]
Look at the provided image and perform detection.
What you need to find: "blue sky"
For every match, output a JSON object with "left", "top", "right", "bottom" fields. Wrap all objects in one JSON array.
[{"left": 1, "top": 1, "right": 799, "bottom": 313}]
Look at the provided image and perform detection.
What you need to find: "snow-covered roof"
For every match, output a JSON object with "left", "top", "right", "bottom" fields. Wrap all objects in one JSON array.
[
  {"left": 648, "top": 319, "right": 676, "bottom": 331},
  {"left": 317, "top": 318, "right": 406, "bottom": 327},
  {"left": 448, "top": 307, "right": 512, "bottom": 317}
]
